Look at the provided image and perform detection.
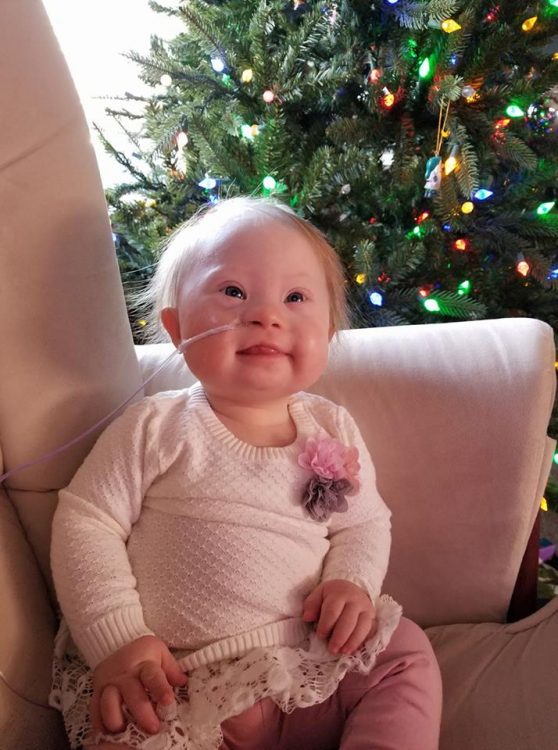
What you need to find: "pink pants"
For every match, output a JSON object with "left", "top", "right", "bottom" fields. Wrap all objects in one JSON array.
[{"left": 221, "top": 617, "right": 442, "bottom": 750}]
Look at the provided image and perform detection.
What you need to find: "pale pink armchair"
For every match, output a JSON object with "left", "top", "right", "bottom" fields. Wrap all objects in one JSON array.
[{"left": 1, "top": 2, "right": 557, "bottom": 749}]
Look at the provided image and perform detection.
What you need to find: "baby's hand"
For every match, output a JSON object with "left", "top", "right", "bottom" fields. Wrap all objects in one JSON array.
[
  {"left": 91, "top": 635, "right": 188, "bottom": 736},
  {"left": 302, "top": 579, "right": 377, "bottom": 655}
]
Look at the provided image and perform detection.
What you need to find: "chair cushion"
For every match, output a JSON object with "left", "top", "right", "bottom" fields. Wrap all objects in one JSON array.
[
  {"left": 426, "top": 598, "right": 558, "bottom": 750},
  {"left": 137, "top": 319, "right": 556, "bottom": 627}
]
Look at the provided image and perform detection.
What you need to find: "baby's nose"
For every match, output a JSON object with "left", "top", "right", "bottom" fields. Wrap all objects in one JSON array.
[{"left": 243, "top": 300, "right": 283, "bottom": 328}]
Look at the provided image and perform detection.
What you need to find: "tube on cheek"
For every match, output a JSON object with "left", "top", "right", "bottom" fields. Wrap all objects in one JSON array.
[{"left": 177, "top": 321, "right": 241, "bottom": 353}]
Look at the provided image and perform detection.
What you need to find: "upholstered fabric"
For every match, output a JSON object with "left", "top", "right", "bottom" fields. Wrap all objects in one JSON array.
[
  {"left": 137, "top": 319, "right": 557, "bottom": 628},
  {"left": 1, "top": 2, "right": 557, "bottom": 749},
  {"left": 427, "top": 597, "right": 558, "bottom": 750}
]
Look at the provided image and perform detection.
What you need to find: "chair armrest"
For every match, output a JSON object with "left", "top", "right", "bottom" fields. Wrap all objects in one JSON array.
[{"left": 0, "top": 488, "right": 67, "bottom": 748}]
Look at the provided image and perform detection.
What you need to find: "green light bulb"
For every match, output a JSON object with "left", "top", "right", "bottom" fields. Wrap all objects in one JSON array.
[
  {"left": 423, "top": 298, "right": 440, "bottom": 313},
  {"left": 263, "top": 175, "right": 277, "bottom": 190},
  {"left": 506, "top": 104, "right": 525, "bottom": 118},
  {"left": 419, "top": 58, "right": 431, "bottom": 79},
  {"left": 536, "top": 201, "right": 555, "bottom": 215},
  {"left": 458, "top": 280, "right": 471, "bottom": 296}
]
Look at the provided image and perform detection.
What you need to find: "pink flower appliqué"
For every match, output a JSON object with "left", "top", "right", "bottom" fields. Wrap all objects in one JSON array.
[{"left": 298, "top": 437, "right": 361, "bottom": 522}]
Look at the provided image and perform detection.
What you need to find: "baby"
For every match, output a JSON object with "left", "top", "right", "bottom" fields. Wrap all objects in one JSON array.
[{"left": 50, "top": 197, "right": 442, "bottom": 750}]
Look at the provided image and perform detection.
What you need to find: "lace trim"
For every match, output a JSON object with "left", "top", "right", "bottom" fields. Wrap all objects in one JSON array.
[{"left": 50, "top": 595, "right": 401, "bottom": 750}]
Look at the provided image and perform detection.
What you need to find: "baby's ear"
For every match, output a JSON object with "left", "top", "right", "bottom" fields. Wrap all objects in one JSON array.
[{"left": 161, "top": 307, "right": 181, "bottom": 348}]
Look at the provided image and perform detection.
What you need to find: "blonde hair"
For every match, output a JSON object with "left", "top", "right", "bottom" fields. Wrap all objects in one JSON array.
[{"left": 139, "top": 196, "right": 349, "bottom": 341}]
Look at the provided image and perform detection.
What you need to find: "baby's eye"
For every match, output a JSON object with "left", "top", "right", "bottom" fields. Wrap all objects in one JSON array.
[
  {"left": 223, "top": 285, "right": 245, "bottom": 299},
  {"left": 285, "top": 291, "right": 305, "bottom": 303}
]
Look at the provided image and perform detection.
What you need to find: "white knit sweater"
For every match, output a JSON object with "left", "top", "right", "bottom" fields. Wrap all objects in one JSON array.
[{"left": 51, "top": 383, "right": 392, "bottom": 670}]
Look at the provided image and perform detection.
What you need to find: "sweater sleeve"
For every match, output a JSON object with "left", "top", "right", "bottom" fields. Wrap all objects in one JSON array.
[
  {"left": 321, "top": 405, "right": 392, "bottom": 601},
  {"left": 51, "top": 397, "right": 163, "bottom": 668}
]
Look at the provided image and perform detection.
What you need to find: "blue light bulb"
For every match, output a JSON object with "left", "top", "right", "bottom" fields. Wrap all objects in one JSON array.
[
  {"left": 473, "top": 189, "right": 494, "bottom": 201},
  {"left": 369, "top": 291, "right": 384, "bottom": 307}
]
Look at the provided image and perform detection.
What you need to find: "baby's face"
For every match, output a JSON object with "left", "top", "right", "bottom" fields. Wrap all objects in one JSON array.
[{"left": 163, "top": 217, "right": 332, "bottom": 406}]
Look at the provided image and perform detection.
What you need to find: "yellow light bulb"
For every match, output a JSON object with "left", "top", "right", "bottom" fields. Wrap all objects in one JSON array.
[
  {"left": 250, "top": 124, "right": 260, "bottom": 136},
  {"left": 444, "top": 156, "right": 458, "bottom": 175},
  {"left": 522, "top": 16, "right": 537, "bottom": 31},
  {"left": 241, "top": 68, "right": 253, "bottom": 83},
  {"left": 355, "top": 273, "right": 367, "bottom": 285},
  {"left": 517, "top": 260, "right": 530, "bottom": 276},
  {"left": 541, "top": 497, "right": 548, "bottom": 511},
  {"left": 461, "top": 201, "right": 474, "bottom": 214},
  {"left": 441, "top": 19, "right": 461, "bottom": 33}
]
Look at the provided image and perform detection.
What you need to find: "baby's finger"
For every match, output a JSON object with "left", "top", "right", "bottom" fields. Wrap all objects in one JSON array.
[
  {"left": 302, "top": 585, "right": 323, "bottom": 622},
  {"left": 316, "top": 596, "right": 345, "bottom": 640},
  {"left": 121, "top": 678, "right": 161, "bottom": 735},
  {"left": 99, "top": 684, "right": 126, "bottom": 733},
  {"left": 327, "top": 605, "right": 360, "bottom": 654},
  {"left": 139, "top": 662, "right": 175, "bottom": 706},
  {"left": 161, "top": 650, "right": 189, "bottom": 688},
  {"left": 90, "top": 691, "right": 104, "bottom": 735},
  {"left": 338, "top": 612, "right": 375, "bottom": 655}
]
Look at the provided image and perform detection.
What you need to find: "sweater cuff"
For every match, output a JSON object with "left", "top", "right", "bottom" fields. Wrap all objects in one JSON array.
[
  {"left": 75, "top": 605, "right": 155, "bottom": 668},
  {"left": 321, "top": 571, "right": 381, "bottom": 602}
]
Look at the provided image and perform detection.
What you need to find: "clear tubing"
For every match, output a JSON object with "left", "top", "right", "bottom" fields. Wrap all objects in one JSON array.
[{"left": 0, "top": 323, "right": 238, "bottom": 486}]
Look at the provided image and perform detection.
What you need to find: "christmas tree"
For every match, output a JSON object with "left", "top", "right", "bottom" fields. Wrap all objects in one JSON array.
[
  {"left": 102, "top": 0, "right": 558, "bottom": 506},
  {"left": 104, "top": 0, "right": 558, "bottom": 339}
]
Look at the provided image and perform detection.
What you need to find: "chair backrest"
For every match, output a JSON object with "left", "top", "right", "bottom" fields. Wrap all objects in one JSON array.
[
  {"left": 136, "top": 318, "right": 556, "bottom": 627},
  {"left": 0, "top": 1, "right": 555, "bottom": 630},
  {"left": 0, "top": 0, "right": 143, "bottom": 588}
]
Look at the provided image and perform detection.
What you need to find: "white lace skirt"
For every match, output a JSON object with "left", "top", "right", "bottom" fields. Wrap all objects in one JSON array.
[{"left": 50, "top": 596, "right": 401, "bottom": 750}]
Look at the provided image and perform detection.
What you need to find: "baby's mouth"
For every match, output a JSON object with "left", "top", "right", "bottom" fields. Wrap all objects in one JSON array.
[{"left": 238, "top": 345, "right": 285, "bottom": 355}]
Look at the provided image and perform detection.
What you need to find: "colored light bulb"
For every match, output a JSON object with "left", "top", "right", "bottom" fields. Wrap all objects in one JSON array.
[
  {"left": 495, "top": 118, "right": 511, "bottom": 129},
  {"left": 458, "top": 280, "right": 472, "bottom": 295},
  {"left": 211, "top": 57, "right": 225, "bottom": 72},
  {"left": 537, "top": 201, "right": 555, "bottom": 215},
  {"left": 474, "top": 189, "right": 493, "bottom": 200},
  {"left": 442, "top": 19, "right": 461, "bottom": 32},
  {"left": 521, "top": 16, "right": 537, "bottom": 31},
  {"left": 444, "top": 156, "right": 458, "bottom": 175},
  {"left": 419, "top": 58, "right": 431, "bottom": 79},
  {"left": 199, "top": 176, "right": 217, "bottom": 189},
  {"left": 383, "top": 91, "right": 395, "bottom": 108},
  {"left": 176, "top": 131, "right": 188, "bottom": 149},
  {"left": 516, "top": 260, "right": 530, "bottom": 276},
  {"left": 423, "top": 298, "right": 440, "bottom": 312},
  {"left": 369, "top": 291, "right": 384, "bottom": 307},
  {"left": 241, "top": 68, "right": 253, "bottom": 83},
  {"left": 355, "top": 273, "right": 367, "bottom": 285},
  {"left": 454, "top": 239, "right": 469, "bottom": 251},
  {"left": 506, "top": 104, "right": 525, "bottom": 118},
  {"left": 263, "top": 175, "right": 277, "bottom": 190},
  {"left": 461, "top": 201, "right": 474, "bottom": 214}
]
